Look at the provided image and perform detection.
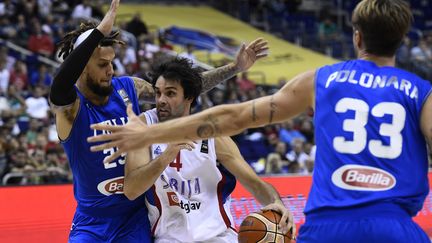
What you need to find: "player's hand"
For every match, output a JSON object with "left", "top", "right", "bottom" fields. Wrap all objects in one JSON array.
[
  {"left": 97, "top": 0, "right": 120, "bottom": 36},
  {"left": 233, "top": 38, "right": 269, "bottom": 72},
  {"left": 166, "top": 142, "right": 196, "bottom": 154},
  {"left": 88, "top": 104, "right": 148, "bottom": 163},
  {"left": 261, "top": 200, "right": 296, "bottom": 240}
]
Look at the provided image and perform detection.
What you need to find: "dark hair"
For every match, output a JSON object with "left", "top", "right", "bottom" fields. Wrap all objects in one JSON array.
[
  {"left": 57, "top": 22, "right": 125, "bottom": 59},
  {"left": 150, "top": 57, "right": 202, "bottom": 105},
  {"left": 352, "top": 0, "right": 412, "bottom": 57}
]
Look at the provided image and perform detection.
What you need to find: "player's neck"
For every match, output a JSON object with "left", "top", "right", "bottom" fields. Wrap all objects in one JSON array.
[{"left": 357, "top": 51, "right": 395, "bottom": 67}]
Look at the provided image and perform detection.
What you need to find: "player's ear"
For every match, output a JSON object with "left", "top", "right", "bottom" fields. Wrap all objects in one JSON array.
[{"left": 354, "top": 29, "right": 362, "bottom": 50}]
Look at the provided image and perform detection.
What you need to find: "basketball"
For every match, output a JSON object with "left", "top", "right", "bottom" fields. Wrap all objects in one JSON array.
[{"left": 238, "top": 210, "right": 293, "bottom": 243}]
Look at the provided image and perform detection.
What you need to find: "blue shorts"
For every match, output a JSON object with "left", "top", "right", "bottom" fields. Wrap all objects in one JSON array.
[
  {"left": 297, "top": 202, "right": 429, "bottom": 243},
  {"left": 69, "top": 205, "right": 153, "bottom": 243}
]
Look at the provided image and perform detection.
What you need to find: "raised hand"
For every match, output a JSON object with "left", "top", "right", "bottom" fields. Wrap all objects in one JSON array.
[
  {"left": 97, "top": 0, "right": 120, "bottom": 36},
  {"left": 88, "top": 104, "right": 148, "bottom": 163},
  {"left": 233, "top": 38, "right": 269, "bottom": 72},
  {"left": 261, "top": 201, "right": 296, "bottom": 240}
]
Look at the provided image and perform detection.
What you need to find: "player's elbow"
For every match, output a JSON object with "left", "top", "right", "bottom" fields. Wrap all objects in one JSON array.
[{"left": 123, "top": 183, "right": 141, "bottom": 201}]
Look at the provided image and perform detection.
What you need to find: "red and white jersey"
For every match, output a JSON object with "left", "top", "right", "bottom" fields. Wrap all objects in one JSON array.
[{"left": 143, "top": 109, "right": 237, "bottom": 242}]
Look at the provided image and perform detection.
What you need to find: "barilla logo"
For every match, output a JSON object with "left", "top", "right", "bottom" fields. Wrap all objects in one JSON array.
[
  {"left": 97, "top": 176, "right": 124, "bottom": 196},
  {"left": 331, "top": 165, "right": 396, "bottom": 191}
]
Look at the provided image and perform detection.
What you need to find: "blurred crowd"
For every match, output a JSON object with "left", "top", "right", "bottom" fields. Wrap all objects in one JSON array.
[{"left": 0, "top": 0, "right": 431, "bottom": 186}]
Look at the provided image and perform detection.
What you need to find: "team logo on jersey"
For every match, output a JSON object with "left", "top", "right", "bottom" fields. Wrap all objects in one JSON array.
[
  {"left": 331, "top": 165, "right": 396, "bottom": 191},
  {"left": 167, "top": 191, "right": 180, "bottom": 206},
  {"left": 200, "top": 140, "right": 208, "bottom": 154},
  {"left": 154, "top": 146, "right": 162, "bottom": 156},
  {"left": 117, "top": 88, "right": 131, "bottom": 106},
  {"left": 166, "top": 191, "right": 202, "bottom": 213},
  {"left": 97, "top": 176, "right": 125, "bottom": 196}
]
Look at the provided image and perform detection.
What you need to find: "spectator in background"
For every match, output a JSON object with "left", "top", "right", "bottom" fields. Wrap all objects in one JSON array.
[
  {"left": 299, "top": 118, "right": 314, "bottom": 143},
  {"left": 9, "top": 60, "right": 28, "bottom": 92},
  {"left": 265, "top": 153, "right": 284, "bottom": 174},
  {"left": 179, "top": 43, "right": 197, "bottom": 63},
  {"left": 45, "top": 148, "right": 70, "bottom": 183},
  {"left": 30, "top": 64, "right": 53, "bottom": 90},
  {"left": 318, "top": 14, "right": 346, "bottom": 57},
  {"left": 0, "top": 16, "right": 16, "bottom": 40},
  {"left": 265, "top": 141, "right": 289, "bottom": 174},
  {"left": 303, "top": 142, "right": 315, "bottom": 174},
  {"left": 0, "top": 0, "right": 17, "bottom": 20},
  {"left": 125, "top": 13, "right": 149, "bottom": 39},
  {"left": 410, "top": 37, "right": 432, "bottom": 80},
  {"left": 16, "top": 0, "right": 39, "bottom": 21},
  {"left": 4, "top": 148, "right": 35, "bottom": 185},
  {"left": 237, "top": 72, "right": 256, "bottom": 92},
  {"left": 286, "top": 138, "right": 309, "bottom": 174},
  {"left": 27, "top": 21, "right": 55, "bottom": 57},
  {"left": 37, "top": 0, "right": 52, "bottom": 20},
  {"left": 279, "top": 119, "right": 306, "bottom": 145},
  {"left": 71, "top": 0, "right": 92, "bottom": 20},
  {"left": 25, "top": 86, "right": 49, "bottom": 120},
  {"left": 0, "top": 85, "right": 27, "bottom": 118},
  {"left": 0, "top": 57, "right": 10, "bottom": 94},
  {"left": 14, "top": 14, "right": 30, "bottom": 47},
  {"left": 396, "top": 36, "right": 412, "bottom": 70},
  {"left": 0, "top": 45, "right": 16, "bottom": 71},
  {"left": 158, "top": 31, "right": 174, "bottom": 51}
]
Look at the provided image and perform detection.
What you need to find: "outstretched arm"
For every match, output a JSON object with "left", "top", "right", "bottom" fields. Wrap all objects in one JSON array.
[
  {"left": 124, "top": 115, "right": 195, "bottom": 200},
  {"left": 201, "top": 38, "right": 268, "bottom": 93},
  {"left": 88, "top": 70, "right": 315, "bottom": 162},
  {"left": 132, "top": 38, "right": 268, "bottom": 103},
  {"left": 50, "top": 0, "right": 119, "bottom": 108},
  {"left": 50, "top": 0, "right": 120, "bottom": 140}
]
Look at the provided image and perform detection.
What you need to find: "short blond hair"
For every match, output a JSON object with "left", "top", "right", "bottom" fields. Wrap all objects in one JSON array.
[{"left": 352, "top": 0, "right": 412, "bottom": 56}]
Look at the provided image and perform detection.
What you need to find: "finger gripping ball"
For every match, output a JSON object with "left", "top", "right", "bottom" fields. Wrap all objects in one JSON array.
[{"left": 238, "top": 210, "right": 293, "bottom": 243}]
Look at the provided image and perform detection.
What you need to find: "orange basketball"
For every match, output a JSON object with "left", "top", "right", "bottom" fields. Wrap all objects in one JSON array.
[{"left": 238, "top": 210, "right": 293, "bottom": 243}]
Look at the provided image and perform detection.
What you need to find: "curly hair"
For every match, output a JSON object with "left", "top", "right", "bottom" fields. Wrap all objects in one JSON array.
[
  {"left": 150, "top": 57, "right": 202, "bottom": 105},
  {"left": 57, "top": 22, "right": 125, "bottom": 59}
]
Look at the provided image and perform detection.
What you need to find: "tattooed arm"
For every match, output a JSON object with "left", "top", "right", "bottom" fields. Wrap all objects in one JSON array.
[
  {"left": 132, "top": 77, "right": 155, "bottom": 103},
  {"left": 201, "top": 64, "right": 238, "bottom": 93},
  {"left": 201, "top": 38, "right": 269, "bottom": 93},
  {"left": 88, "top": 70, "right": 315, "bottom": 162}
]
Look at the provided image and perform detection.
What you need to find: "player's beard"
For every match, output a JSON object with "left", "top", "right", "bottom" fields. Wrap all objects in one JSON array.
[{"left": 87, "top": 75, "right": 113, "bottom": 97}]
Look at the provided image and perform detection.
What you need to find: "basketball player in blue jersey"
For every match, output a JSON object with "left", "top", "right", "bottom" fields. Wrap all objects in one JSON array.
[
  {"left": 121, "top": 57, "right": 294, "bottom": 242},
  {"left": 89, "top": 0, "right": 432, "bottom": 242},
  {"left": 49, "top": 0, "right": 270, "bottom": 242}
]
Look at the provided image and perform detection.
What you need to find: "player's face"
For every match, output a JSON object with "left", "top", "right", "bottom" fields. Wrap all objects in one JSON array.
[
  {"left": 155, "top": 76, "right": 192, "bottom": 122},
  {"left": 85, "top": 46, "right": 115, "bottom": 97}
]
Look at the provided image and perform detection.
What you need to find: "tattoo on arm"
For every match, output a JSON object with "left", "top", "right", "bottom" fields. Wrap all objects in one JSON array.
[
  {"left": 251, "top": 100, "right": 258, "bottom": 122},
  {"left": 201, "top": 64, "right": 238, "bottom": 93},
  {"left": 269, "top": 95, "right": 276, "bottom": 124},
  {"left": 133, "top": 78, "right": 155, "bottom": 102},
  {"left": 196, "top": 115, "right": 221, "bottom": 138}
]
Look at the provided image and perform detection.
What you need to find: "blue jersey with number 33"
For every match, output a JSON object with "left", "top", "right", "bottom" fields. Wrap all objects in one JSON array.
[{"left": 306, "top": 60, "right": 432, "bottom": 216}]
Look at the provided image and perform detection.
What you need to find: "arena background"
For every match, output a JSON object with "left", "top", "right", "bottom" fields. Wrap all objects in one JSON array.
[{"left": 1, "top": 1, "right": 431, "bottom": 242}]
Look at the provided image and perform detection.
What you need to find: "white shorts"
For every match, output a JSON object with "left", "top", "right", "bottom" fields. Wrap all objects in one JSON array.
[{"left": 155, "top": 228, "right": 238, "bottom": 243}]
